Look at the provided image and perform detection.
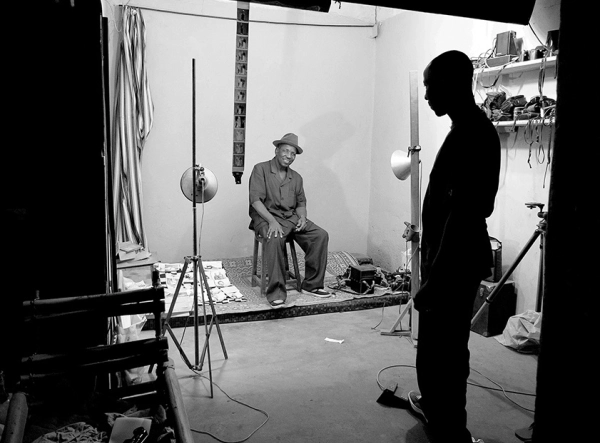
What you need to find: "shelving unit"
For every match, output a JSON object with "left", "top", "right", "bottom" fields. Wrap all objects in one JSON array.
[{"left": 475, "top": 55, "right": 557, "bottom": 132}]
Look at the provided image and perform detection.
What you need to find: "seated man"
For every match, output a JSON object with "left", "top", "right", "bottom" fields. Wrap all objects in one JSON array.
[{"left": 249, "top": 133, "right": 330, "bottom": 307}]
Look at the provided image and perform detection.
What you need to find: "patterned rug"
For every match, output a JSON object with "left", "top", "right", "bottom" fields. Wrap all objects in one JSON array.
[
  {"left": 124, "top": 251, "right": 407, "bottom": 327},
  {"left": 217, "top": 250, "right": 365, "bottom": 311}
]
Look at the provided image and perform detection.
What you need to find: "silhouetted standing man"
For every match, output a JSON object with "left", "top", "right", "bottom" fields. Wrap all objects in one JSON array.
[{"left": 407, "top": 51, "right": 500, "bottom": 443}]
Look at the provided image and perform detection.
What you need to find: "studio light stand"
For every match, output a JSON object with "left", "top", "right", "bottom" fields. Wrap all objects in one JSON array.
[
  {"left": 161, "top": 59, "right": 228, "bottom": 398},
  {"left": 381, "top": 71, "right": 421, "bottom": 341},
  {"left": 471, "top": 202, "right": 547, "bottom": 326}
]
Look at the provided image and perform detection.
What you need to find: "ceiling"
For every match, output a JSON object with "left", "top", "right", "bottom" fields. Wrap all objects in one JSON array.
[{"left": 242, "top": 0, "right": 538, "bottom": 25}]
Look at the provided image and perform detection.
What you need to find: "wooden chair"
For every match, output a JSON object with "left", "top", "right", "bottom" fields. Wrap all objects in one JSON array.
[
  {"left": 252, "top": 233, "right": 302, "bottom": 294},
  {"left": 9, "top": 287, "right": 193, "bottom": 443}
]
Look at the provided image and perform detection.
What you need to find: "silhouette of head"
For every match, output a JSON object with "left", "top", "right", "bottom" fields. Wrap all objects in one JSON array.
[{"left": 423, "top": 50, "right": 474, "bottom": 117}]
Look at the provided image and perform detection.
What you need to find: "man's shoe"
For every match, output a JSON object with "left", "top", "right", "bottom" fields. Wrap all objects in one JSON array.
[
  {"left": 407, "top": 391, "right": 427, "bottom": 423},
  {"left": 472, "top": 439, "right": 485, "bottom": 443},
  {"left": 515, "top": 422, "right": 534, "bottom": 442},
  {"left": 302, "top": 288, "right": 331, "bottom": 298},
  {"left": 269, "top": 299, "right": 285, "bottom": 307}
]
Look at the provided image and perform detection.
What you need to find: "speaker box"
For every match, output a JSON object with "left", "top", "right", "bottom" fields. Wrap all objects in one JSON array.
[
  {"left": 349, "top": 264, "right": 376, "bottom": 294},
  {"left": 495, "top": 31, "right": 518, "bottom": 56},
  {"left": 471, "top": 280, "right": 516, "bottom": 337}
]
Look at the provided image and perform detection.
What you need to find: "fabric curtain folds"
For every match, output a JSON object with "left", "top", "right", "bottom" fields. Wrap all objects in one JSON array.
[{"left": 112, "top": 6, "right": 154, "bottom": 262}]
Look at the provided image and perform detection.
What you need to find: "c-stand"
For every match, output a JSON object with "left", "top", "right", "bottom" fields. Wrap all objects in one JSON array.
[
  {"left": 157, "top": 59, "right": 228, "bottom": 398},
  {"left": 471, "top": 202, "right": 547, "bottom": 327}
]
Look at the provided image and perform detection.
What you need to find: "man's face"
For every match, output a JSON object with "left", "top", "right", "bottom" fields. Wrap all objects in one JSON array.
[
  {"left": 423, "top": 65, "right": 447, "bottom": 117},
  {"left": 275, "top": 143, "right": 297, "bottom": 168}
]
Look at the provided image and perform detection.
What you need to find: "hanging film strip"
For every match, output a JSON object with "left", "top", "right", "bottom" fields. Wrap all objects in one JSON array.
[{"left": 232, "top": 2, "right": 249, "bottom": 184}]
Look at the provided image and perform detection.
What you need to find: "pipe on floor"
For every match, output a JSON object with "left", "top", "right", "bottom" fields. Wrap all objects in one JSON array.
[
  {"left": 163, "top": 359, "right": 194, "bottom": 443},
  {"left": 1, "top": 392, "right": 28, "bottom": 443}
]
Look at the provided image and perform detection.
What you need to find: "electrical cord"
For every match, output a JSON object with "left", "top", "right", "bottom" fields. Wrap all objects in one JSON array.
[
  {"left": 376, "top": 363, "right": 536, "bottom": 413},
  {"left": 542, "top": 115, "right": 555, "bottom": 188},
  {"left": 183, "top": 367, "right": 270, "bottom": 443},
  {"left": 469, "top": 367, "right": 535, "bottom": 412},
  {"left": 472, "top": 39, "right": 519, "bottom": 90},
  {"left": 370, "top": 277, "right": 410, "bottom": 331},
  {"left": 370, "top": 302, "right": 388, "bottom": 330},
  {"left": 129, "top": 3, "right": 372, "bottom": 28}
]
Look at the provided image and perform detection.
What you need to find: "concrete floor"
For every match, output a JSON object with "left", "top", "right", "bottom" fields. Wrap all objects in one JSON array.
[
  {"left": 8, "top": 264, "right": 534, "bottom": 443},
  {"left": 162, "top": 306, "right": 537, "bottom": 443}
]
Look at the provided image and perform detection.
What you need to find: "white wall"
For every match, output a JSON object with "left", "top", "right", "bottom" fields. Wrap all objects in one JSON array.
[
  {"left": 369, "top": 8, "right": 558, "bottom": 313},
  {"left": 106, "top": 0, "right": 376, "bottom": 262},
  {"left": 103, "top": 0, "right": 560, "bottom": 312}
]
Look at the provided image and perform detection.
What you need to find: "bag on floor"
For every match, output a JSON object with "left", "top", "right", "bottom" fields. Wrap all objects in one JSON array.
[
  {"left": 117, "top": 314, "right": 153, "bottom": 385},
  {"left": 494, "top": 310, "right": 542, "bottom": 354}
]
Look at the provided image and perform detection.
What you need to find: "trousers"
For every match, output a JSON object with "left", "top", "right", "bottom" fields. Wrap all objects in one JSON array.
[
  {"left": 416, "top": 275, "right": 481, "bottom": 442},
  {"left": 255, "top": 220, "right": 328, "bottom": 303}
]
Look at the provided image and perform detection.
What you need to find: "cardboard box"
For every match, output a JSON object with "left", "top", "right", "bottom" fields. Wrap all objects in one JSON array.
[{"left": 471, "top": 280, "right": 516, "bottom": 337}]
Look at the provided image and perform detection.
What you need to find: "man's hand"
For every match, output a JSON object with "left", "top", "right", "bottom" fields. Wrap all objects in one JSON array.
[
  {"left": 295, "top": 216, "right": 307, "bottom": 232},
  {"left": 267, "top": 220, "right": 284, "bottom": 239}
]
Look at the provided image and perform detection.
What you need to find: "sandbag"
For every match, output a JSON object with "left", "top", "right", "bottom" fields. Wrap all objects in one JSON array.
[{"left": 494, "top": 309, "right": 542, "bottom": 353}]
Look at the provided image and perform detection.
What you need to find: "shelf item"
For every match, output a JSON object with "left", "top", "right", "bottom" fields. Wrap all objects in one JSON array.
[{"left": 475, "top": 55, "right": 557, "bottom": 76}]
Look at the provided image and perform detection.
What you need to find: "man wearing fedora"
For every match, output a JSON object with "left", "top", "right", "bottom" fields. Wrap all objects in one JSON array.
[{"left": 248, "top": 133, "right": 331, "bottom": 307}]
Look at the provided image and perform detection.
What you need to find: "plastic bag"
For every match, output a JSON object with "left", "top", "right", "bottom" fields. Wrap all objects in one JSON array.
[
  {"left": 117, "top": 314, "right": 153, "bottom": 385},
  {"left": 494, "top": 310, "right": 542, "bottom": 353}
]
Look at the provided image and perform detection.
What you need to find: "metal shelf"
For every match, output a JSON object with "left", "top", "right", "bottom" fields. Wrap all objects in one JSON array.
[
  {"left": 492, "top": 118, "right": 555, "bottom": 133},
  {"left": 475, "top": 56, "right": 557, "bottom": 76}
]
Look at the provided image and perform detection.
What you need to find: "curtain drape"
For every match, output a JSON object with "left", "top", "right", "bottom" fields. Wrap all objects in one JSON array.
[{"left": 112, "top": 6, "right": 154, "bottom": 261}]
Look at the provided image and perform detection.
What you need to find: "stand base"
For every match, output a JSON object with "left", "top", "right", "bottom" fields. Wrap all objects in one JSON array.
[
  {"left": 381, "top": 299, "right": 413, "bottom": 337},
  {"left": 161, "top": 256, "right": 228, "bottom": 398}
]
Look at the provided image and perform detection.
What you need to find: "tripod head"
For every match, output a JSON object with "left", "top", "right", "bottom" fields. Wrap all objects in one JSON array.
[{"left": 525, "top": 202, "right": 547, "bottom": 220}]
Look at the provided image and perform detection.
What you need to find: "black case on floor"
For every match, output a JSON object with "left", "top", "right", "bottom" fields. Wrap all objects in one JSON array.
[
  {"left": 471, "top": 280, "right": 517, "bottom": 337},
  {"left": 349, "top": 264, "right": 377, "bottom": 294}
]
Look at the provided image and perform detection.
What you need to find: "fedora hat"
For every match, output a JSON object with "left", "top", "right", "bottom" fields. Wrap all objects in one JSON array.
[{"left": 273, "top": 133, "right": 303, "bottom": 154}]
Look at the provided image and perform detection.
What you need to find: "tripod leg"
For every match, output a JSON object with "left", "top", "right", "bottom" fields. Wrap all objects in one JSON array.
[
  {"left": 535, "top": 232, "right": 545, "bottom": 312},
  {"left": 158, "top": 258, "right": 206, "bottom": 372},
  {"left": 197, "top": 260, "right": 228, "bottom": 363},
  {"left": 164, "top": 324, "right": 195, "bottom": 370},
  {"left": 192, "top": 257, "right": 201, "bottom": 367},
  {"left": 161, "top": 258, "right": 191, "bottom": 337},
  {"left": 471, "top": 229, "right": 542, "bottom": 327},
  {"left": 199, "top": 315, "right": 214, "bottom": 369},
  {"left": 200, "top": 280, "right": 214, "bottom": 397}
]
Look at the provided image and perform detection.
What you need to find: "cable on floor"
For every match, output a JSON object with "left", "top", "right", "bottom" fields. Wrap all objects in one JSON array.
[
  {"left": 184, "top": 367, "right": 270, "bottom": 443},
  {"left": 376, "top": 363, "right": 535, "bottom": 412},
  {"left": 469, "top": 367, "right": 535, "bottom": 412},
  {"left": 370, "top": 303, "right": 387, "bottom": 330}
]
